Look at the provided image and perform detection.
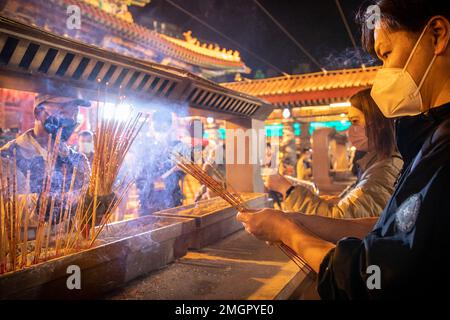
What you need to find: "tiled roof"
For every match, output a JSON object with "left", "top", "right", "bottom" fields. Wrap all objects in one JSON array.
[
  {"left": 0, "top": 16, "right": 271, "bottom": 120},
  {"left": 222, "top": 67, "right": 380, "bottom": 106},
  {"left": 56, "top": 0, "right": 248, "bottom": 72}
]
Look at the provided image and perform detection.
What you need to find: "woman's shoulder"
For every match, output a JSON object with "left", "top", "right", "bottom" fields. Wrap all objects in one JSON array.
[
  {"left": 357, "top": 153, "right": 403, "bottom": 188},
  {"left": 365, "top": 152, "right": 403, "bottom": 174}
]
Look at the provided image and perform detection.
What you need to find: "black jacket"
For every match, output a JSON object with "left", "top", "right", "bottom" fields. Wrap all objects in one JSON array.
[{"left": 318, "top": 103, "right": 450, "bottom": 299}]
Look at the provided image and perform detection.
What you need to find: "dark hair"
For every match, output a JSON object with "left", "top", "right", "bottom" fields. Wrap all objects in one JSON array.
[
  {"left": 78, "top": 130, "right": 93, "bottom": 139},
  {"left": 34, "top": 104, "right": 44, "bottom": 118},
  {"left": 350, "top": 88, "right": 396, "bottom": 159},
  {"left": 357, "top": 0, "right": 450, "bottom": 56}
]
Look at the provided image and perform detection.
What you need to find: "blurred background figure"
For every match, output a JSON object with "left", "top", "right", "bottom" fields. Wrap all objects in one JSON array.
[
  {"left": 264, "top": 88, "right": 403, "bottom": 218},
  {"left": 261, "top": 142, "right": 283, "bottom": 209},
  {"left": 279, "top": 122, "right": 297, "bottom": 177},
  {"left": 296, "top": 148, "right": 312, "bottom": 181},
  {"left": 135, "top": 110, "right": 186, "bottom": 215},
  {"left": 77, "top": 130, "right": 94, "bottom": 165},
  {"left": 264, "top": 142, "right": 274, "bottom": 168},
  {"left": 328, "top": 133, "right": 350, "bottom": 174},
  {"left": 194, "top": 138, "right": 226, "bottom": 202},
  {"left": 262, "top": 142, "right": 316, "bottom": 209}
]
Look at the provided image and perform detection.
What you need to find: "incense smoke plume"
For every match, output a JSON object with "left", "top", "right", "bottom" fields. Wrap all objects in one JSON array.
[{"left": 321, "top": 47, "right": 380, "bottom": 70}]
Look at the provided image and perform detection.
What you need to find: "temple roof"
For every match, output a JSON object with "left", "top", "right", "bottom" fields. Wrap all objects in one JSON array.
[
  {"left": 0, "top": 16, "right": 272, "bottom": 121},
  {"left": 59, "top": 0, "right": 248, "bottom": 73},
  {"left": 222, "top": 66, "right": 379, "bottom": 106}
]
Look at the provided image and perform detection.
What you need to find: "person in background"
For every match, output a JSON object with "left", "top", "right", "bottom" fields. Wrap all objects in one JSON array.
[
  {"left": 261, "top": 142, "right": 283, "bottom": 209},
  {"left": 264, "top": 88, "right": 403, "bottom": 218},
  {"left": 262, "top": 143, "right": 317, "bottom": 209},
  {"left": 296, "top": 148, "right": 312, "bottom": 181},
  {"left": 0, "top": 94, "right": 113, "bottom": 225},
  {"left": 279, "top": 157, "right": 295, "bottom": 177},
  {"left": 77, "top": 130, "right": 94, "bottom": 165},
  {"left": 238, "top": 0, "right": 450, "bottom": 299},
  {"left": 136, "top": 110, "right": 186, "bottom": 215},
  {"left": 194, "top": 140, "right": 226, "bottom": 202},
  {"left": 0, "top": 94, "right": 91, "bottom": 196}
]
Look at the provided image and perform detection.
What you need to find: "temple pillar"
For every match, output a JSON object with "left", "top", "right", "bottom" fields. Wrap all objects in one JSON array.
[
  {"left": 311, "top": 127, "right": 334, "bottom": 189},
  {"left": 225, "top": 118, "right": 265, "bottom": 193}
]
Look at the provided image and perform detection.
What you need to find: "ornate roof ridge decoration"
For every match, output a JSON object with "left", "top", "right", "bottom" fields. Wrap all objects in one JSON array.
[
  {"left": 224, "top": 66, "right": 380, "bottom": 86},
  {"left": 163, "top": 31, "right": 242, "bottom": 63},
  {"left": 0, "top": 16, "right": 272, "bottom": 120},
  {"left": 221, "top": 66, "right": 380, "bottom": 107},
  {"left": 82, "top": 0, "right": 148, "bottom": 23},
  {"left": 58, "top": 0, "right": 248, "bottom": 72}
]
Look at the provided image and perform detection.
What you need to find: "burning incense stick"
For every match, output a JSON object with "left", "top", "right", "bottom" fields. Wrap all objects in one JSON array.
[
  {"left": 0, "top": 105, "right": 146, "bottom": 275},
  {"left": 87, "top": 105, "right": 148, "bottom": 238},
  {"left": 171, "top": 152, "right": 313, "bottom": 272}
]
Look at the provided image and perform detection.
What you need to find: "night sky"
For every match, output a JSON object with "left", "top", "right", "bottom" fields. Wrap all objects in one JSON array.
[{"left": 130, "top": 0, "right": 380, "bottom": 79}]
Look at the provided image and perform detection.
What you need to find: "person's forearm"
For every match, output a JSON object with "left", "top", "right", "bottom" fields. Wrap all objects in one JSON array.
[
  {"left": 291, "top": 214, "right": 377, "bottom": 244},
  {"left": 284, "top": 186, "right": 330, "bottom": 215},
  {"left": 269, "top": 177, "right": 292, "bottom": 196},
  {"left": 282, "top": 220, "right": 335, "bottom": 273}
]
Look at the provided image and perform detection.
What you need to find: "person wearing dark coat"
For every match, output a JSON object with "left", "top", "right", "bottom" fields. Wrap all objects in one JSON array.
[{"left": 237, "top": 0, "right": 450, "bottom": 299}]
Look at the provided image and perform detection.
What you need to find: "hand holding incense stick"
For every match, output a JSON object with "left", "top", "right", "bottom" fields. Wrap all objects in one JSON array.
[{"left": 171, "top": 152, "right": 312, "bottom": 272}]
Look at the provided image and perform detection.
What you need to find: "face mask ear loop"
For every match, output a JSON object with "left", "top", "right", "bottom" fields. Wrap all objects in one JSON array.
[
  {"left": 416, "top": 33, "right": 450, "bottom": 112},
  {"left": 415, "top": 29, "right": 450, "bottom": 94},
  {"left": 416, "top": 54, "right": 437, "bottom": 94},
  {"left": 403, "top": 24, "right": 430, "bottom": 72}
]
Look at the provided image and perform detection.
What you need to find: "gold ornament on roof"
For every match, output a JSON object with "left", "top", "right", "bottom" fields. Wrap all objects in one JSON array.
[
  {"left": 82, "top": 0, "right": 151, "bottom": 22},
  {"left": 180, "top": 30, "right": 241, "bottom": 61}
]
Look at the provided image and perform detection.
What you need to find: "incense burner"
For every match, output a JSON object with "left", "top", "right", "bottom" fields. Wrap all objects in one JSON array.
[
  {"left": 0, "top": 215, "right": 195, "bottom": 299},
  {"left": 0, "top": 194, "right": 268, "bottom": 299},
  {"left": 155, "top": 193, "right": 269, "bottom": 249}
]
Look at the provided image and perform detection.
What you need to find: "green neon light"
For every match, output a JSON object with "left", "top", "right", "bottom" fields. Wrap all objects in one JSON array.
[{"left": 265, "top": 121, "right": 351, "bottom": 137}]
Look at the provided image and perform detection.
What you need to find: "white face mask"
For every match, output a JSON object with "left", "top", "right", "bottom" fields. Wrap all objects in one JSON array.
[
  {"left": 79, "top": 142, "right": 94, "bottom": 154},
  {"left": 371, "top": 24, "right": 441, "bottom": 118},
  {"left": 348, "top": 124, "right": 369, "bottom": 152}
]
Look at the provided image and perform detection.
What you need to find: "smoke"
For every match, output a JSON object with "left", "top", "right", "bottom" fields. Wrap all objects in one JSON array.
[
  {"left": 320, "top": 47, "right": 380, "bottom": 70},
  {"left": 117, "top": 101, "right": 198, "bottom": 216}
]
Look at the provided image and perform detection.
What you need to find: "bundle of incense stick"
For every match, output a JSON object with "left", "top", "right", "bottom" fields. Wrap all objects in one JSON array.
[
  {"left": 88, "top": 106, "right": 148, "bottom": 237},
  {"left": 0, "top": 131, "right": 70, "bottom": 273},
  {"left": 0, "top": 150, "right": 32, "bottom": 273},
  {"left": 0, "top": 110, "right": 140, "bottom": 274},
  {"left": 171, "top": 152, "right": 312, "bottom": 272},
  {"left": 0, "top": 130, "right": 89, "bottom": 274}
]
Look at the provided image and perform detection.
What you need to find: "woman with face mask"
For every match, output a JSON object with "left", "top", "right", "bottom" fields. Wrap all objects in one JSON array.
[
  {"left": 264, "top": 89, "right": 402, "bottom": 219},
  {"left": 237, "top": 0, "right": 450, "bottom": 299}
]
